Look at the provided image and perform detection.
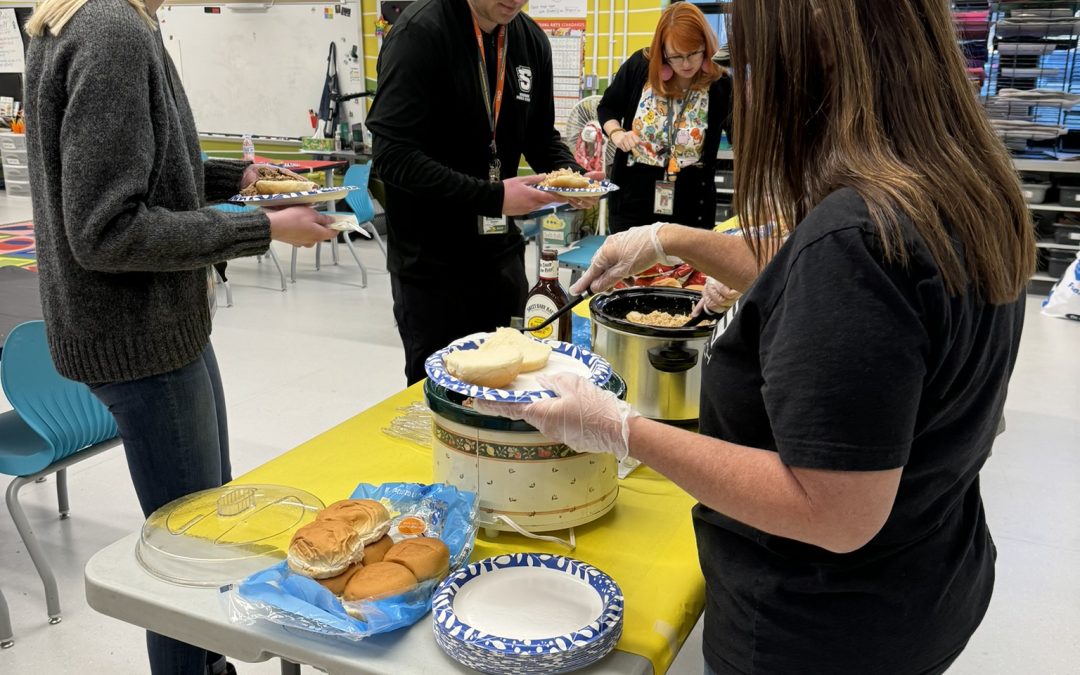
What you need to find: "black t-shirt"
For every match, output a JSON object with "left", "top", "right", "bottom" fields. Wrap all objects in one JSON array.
[{"left": 694, "top": 189, "right": 1024, "bottom": 674}]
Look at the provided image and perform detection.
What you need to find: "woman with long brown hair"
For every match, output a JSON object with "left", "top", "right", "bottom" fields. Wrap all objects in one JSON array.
[
  {"left": 597, "top": 2, "right": 731, "bottom": 232},
  {"left": 477, "top": 1, "right": 1035, "bottom": 672}
]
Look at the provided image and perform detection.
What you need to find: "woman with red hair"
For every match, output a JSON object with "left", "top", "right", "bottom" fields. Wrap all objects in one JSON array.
[{"left": 598, "top": 2, "right": 731, "bottom": 233}]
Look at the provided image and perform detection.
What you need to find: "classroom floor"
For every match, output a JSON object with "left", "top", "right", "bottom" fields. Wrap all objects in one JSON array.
[{"left": 0, "top": 194, "right": 1077, "bottom": 674}]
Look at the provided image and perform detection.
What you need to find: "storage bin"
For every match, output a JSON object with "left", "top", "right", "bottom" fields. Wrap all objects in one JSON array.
[
  {"left": 5, "top": 179, "right": 31, "bottom": 198},
  {"left": 714, "top": 170, "right": 735, "bottom": 189},
  {"left": 1053, "top": 223, "right": 1080, "bottom": 245},
  {"left": 1034, "top": 211, "right": 1057, "bottom": 238},
  {"left": 1021, "top": 183, "right": 1051, "bottom": 203},
  {"left": 1058, "top": 185, "right": 1080, "bottom": 205},
  {"left": 715, "top": 202, "right": 734, "bottom": 221},
  {"left": 1047, "top": 249, "right": 1077, "bottom": 278},
  {"left": 0, "top": 133, "right": 26, "bottom": 152},
  {"left": 2, "top": 150, "right": 28, "bottom": 168},
  {"left": 3, "top": 164, "right": 29, "bottom": 182}
]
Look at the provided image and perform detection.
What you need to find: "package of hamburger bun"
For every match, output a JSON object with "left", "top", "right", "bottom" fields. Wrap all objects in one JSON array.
[{"left": 224, "top": 482, "right": 477, "bottom": 640}]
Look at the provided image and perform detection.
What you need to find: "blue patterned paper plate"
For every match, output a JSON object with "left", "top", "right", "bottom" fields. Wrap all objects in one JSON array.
[
  {"left": 534, "top": 180, "right": 619, "bottom": 198},
  {"left": 229, "top": 185, "right": 359, "bottom": 206},
  {"left": 424, "top": 336, "right": 613, "bottom": 403},
  {"left": 431, "top": 554, "right": 623, "bottom": 674}
]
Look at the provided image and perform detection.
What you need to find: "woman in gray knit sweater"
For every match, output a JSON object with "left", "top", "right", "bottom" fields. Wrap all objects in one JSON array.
[{"left": 24, "top": 0, "right": 338, "bottom": 672}]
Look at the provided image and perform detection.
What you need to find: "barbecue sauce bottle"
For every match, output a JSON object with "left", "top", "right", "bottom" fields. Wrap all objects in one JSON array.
[{"left": 525, "top": 249, "right": 572, "bottom": 343}]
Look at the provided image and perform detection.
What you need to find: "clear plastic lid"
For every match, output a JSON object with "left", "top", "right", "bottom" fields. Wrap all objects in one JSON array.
[{"left": 136, "top": 484, "right": 324, "bottom": 587}]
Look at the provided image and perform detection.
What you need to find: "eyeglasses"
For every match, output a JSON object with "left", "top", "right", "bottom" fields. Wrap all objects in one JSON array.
[{"left": 664, "top": 49, "right": 706, "bottom": 66}]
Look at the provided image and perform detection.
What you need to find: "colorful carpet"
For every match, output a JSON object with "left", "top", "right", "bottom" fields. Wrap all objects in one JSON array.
[{"left": 0, "top": 221, "right": 35, "bottom": 272}]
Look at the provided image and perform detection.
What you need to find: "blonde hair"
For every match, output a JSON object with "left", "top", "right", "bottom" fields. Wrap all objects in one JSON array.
[{"left": 27, "top": 0, "right": 156, "bottom": 37}]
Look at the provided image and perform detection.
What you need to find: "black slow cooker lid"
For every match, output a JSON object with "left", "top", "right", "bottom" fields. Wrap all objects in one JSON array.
[
  {"left": 424, "top": 370, "right": 627, "bottom": 432},
  {"left": 590, "top": 288, "right": 718, "bottom": 338}
]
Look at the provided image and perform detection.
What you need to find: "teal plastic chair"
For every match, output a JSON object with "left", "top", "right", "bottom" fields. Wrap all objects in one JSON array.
[
  {"left": 212, "top": 203, "right": 288, "bottom": 292},
  {"left": 0, "top": 321, "right": 121, "bottom": 624},
  {"left": 0, "top": 585, "right": 11, "bottom": 648},
  {"left": 558, "top": 234, "right": 608, "bottom": 286},
  {"left": 293, "top": 163, "right": 385, "bottom": 287}
]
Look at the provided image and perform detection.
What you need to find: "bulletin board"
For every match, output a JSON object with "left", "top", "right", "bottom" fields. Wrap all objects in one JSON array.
[{"left": 158, "top": 2, "right": 366, "bottom": 139}]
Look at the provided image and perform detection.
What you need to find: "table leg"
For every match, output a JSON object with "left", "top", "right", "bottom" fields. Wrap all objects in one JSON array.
[{"left": 280, "top": 658, "right": 302, "bottom": 675}]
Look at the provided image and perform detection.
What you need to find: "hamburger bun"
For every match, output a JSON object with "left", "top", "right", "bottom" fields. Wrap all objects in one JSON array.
[
  {"left": 483, "top": 328, "right": 552, "bottom": 372},
  {"left": 383, "top": 537, "right": 451, "bottom": 582},
  {"left": 287, "top": 519, "right": 365, "bottom": 579},
  {"left": 316, "top": 499, "right": 392, "bottom": 545},
  {"left": 315, "top": 562, "right": 362, "bottom": 596},
  {"left": 255, "top": 179, "right": 319, "bottom": 195},
  {"left": 363, "top": 534, "right": 395, "bottom": 564},
  {"left": 343, "top": 561, "right": 418, "bottom": 602},
  {"left": 541, "top": 168, "right": 592, "bottom": 189},
  {"left": 444, "top": 345, "right": 523, "bottom": 388}
]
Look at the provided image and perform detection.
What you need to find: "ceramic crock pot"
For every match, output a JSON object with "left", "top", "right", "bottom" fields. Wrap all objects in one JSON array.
[
  {"left": 426, "top": 373, "right": 626, "bottom": 534},
  {"left": 590, "top": 288, "right": 715, "bottom": 423}
]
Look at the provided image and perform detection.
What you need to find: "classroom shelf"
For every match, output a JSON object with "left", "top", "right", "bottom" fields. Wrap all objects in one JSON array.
[
  {"left": 1036, "top": 240, "right": 1080, "bottom": 250},
  {"left": 1028, "top": 202, "right": 1080, "bottom": 213}
]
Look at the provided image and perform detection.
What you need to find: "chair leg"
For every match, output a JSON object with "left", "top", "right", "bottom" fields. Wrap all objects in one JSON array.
[
  {"left": 341, "top": 234, "right": 368, "bottom": 287},
  {"left": 315, "top": 242, "right": 322, "bottom": 271},
  {"left": 266, "top": 247, "right": 287, "bottom": 292},
  {"left": 212, "top": 266, "right": 233, "bottom": 307},
  {"left": 0, "top": 585, "right": 13, "bottom": 648},
  {"left": 6, "top": 476, "right": 62, "bottom": 623},
  {"left": 331, "top": 237, "right": 340, "bottom": 265},
  {"left": 56, "top": 469, "right": 69, "bottom": 520},
  {"left": 364, "top": 222, "right": 387, "bottom": 260}
]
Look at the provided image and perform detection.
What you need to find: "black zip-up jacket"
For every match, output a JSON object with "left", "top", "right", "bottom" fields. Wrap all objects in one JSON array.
[{"left": 367, "top": 0, "right": 579, "bottom": 282}]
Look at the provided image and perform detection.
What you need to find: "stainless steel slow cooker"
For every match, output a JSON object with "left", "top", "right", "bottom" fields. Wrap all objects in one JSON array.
[{"left": 590, "top": 288, "right": 714, "bottom": 423}]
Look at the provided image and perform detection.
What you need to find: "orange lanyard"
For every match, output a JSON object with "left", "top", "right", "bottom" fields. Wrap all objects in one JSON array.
[{"left": 471, "top": 16, "right": 507, "bottom": 152}]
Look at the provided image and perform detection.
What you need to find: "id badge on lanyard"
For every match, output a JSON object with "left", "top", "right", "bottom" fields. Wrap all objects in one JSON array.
[
  {"left": 473, "top": 15, "right": 509, "bottom": 235},
  {"left": 655, "top": 92, "right": 689, "bottom": 217}
]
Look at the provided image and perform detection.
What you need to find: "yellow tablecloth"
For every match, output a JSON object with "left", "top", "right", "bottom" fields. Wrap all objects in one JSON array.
[{"left": 237, "top": 384, "right": 705, "bottom": 674}]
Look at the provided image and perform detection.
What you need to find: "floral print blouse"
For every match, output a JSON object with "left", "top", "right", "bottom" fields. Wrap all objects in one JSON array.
[{"left": 629, "top": 85, "right": 710, "bottom": 173}]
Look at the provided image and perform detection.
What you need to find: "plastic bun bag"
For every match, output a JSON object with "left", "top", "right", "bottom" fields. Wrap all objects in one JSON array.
[
  {"left": 223, "top": 482, "right": 477, "bottom": 640},
  {"left": 1042, "top": 252, "right": 1080, "bottom": 322}
]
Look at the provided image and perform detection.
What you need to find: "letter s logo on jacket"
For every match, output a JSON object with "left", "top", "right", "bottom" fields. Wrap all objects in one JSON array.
[{"left": 516, "top": 66, "right": 532, "bottom": 102}]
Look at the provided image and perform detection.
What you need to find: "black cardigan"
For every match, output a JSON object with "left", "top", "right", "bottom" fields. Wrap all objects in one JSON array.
[{"left": 598, "top": 50, "right": 732, "bottom": 230}]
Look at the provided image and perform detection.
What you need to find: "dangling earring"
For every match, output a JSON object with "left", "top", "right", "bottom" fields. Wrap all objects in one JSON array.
[{"left": 661, "top": 64, "right": 673, "bottom": 81}]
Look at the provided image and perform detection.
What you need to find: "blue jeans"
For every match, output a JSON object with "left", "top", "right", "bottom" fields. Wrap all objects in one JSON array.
[{"left": 91, "top": 345, "right": 231, "bottom": 675}]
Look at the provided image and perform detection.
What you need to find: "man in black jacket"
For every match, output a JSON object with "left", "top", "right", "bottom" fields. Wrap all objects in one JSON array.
[{"left": 367, "top": 0, "right": 591, "bottom": 384}]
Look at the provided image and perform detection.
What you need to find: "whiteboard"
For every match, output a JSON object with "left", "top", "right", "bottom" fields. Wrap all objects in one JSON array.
[{"left": 159, "top": 3, "right": 366, "bottom": 139}]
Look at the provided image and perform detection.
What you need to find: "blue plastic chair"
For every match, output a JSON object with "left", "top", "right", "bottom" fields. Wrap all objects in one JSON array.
[
  {"left": 211, "top": 203, "right": 288, "bottom": 292},
  {"left": 0, "top": 585, "right": 11, "bottom": 648},
  {"left": 557, "top": 234, "right": 608, "bottom": 285},
  {"left": 0, "top": 321, "right": 121, "bottom": 624},
  {"left": 294, "top": 163, "right": 386, "bottom": 288}
]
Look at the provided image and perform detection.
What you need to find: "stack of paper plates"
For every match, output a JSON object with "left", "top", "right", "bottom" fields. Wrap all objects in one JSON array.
[{"left": 432, "top": 554, "right": 624, "bottom": 674}]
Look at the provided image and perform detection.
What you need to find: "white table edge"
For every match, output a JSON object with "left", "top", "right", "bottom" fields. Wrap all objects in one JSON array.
[{"left": 84, "top": 532, "right": 653, "bottom": 675}]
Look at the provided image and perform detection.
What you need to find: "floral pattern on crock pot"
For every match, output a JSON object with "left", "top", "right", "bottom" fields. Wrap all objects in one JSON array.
[
  {"left": 434, "top": 425, "right": 579, "bottom": 460},
  {"left": 630, "top": 85, "right": 709, "bottom": 170}
]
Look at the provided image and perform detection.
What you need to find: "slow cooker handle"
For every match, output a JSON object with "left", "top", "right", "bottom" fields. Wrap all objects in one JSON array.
[{"left": 647, "top": 344, "right": 699, "bottom": 374}]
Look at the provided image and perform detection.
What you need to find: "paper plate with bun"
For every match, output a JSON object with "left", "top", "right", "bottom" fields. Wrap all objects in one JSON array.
[
  {"left": 230, "top": 167, "right": 359, "bottom": 206},
  {"left": 425, "top": 330, "right": 612, "bottom": 403},
  {"left": 534, "top": 167, "right": 620, "bottom": 197},
  {"left": 226, "top": 482, "right": 477, "bottom": 641}
]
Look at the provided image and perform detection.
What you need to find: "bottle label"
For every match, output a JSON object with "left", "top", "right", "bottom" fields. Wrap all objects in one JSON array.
[
  {"left": 539, "top": 257, "right": 558, "bottom": 279},
  {"left": 525, "top": 296, "right": 560, "bottom": 340}
]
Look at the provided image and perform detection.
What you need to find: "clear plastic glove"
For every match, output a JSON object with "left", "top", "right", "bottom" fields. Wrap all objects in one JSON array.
[
  {"left": 472, "top": 373, "right": 640, "bottom": 461},
  {"left": 569, "top": 222, "right": 676, "bottom": 295},
  {"left": 692, "top": 276, "right": 741, "bottom": 316}
]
